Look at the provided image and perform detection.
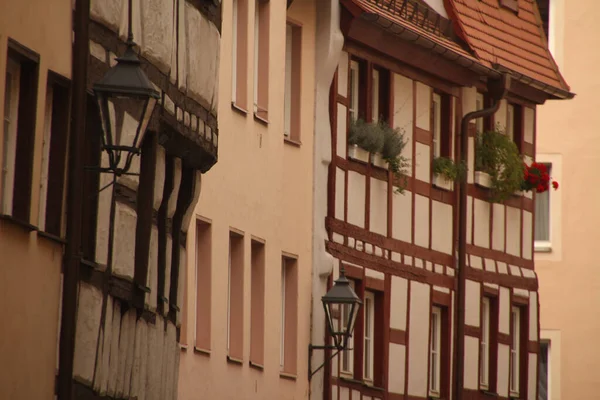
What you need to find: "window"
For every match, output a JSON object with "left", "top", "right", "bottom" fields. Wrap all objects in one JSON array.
[
  {"left": 507, "top": 102, "right": 523, "bottom": 151},
  {"left": 506, "top": 103, "right": 515, "bottom": 141},
  {"left": 253, "top": 0, "right": 270, "bottom": 120},
  {"left": 538, "top": 341, "right": 550, "bottom": 400},
  {"left": 340, "top": 279, "right": 356, "bottom": 375},
  {"left": 284, "top": 22, "right": 301, "bottom": 141},
  {"left": 372, "top": 69, "right": 380, "bottom": 122},
  {"left": 349, "top": 60, "right": 359, "bottom": 123},
  {"left": 250, "top": 239, "right": 265, "bottom": 366},
  {"left": 280, "top": 255, "right": 298, "bottom": 374},
  {"left": 38, "top": 74, "right": 70, "bottom": 236},
  {"left": 231, "top": 0, "right": 248, "bottom": 109},
  {"left": 480, "top": 298, "right": 491, "bottom": 389},
  {"left": 2, "top": 57, "right": 20, "bottom": 216},
  {"left": 194, "top": 219, "right": 212, "bottom": 351},
  {"left": 363, "top": 291, "right": 375, "bottom": 382},
  {"left": 475, "top": 92, "right": 484, "bottom": 134},
  {"left": 227, "top": 231, "right": 244, "bottom": 360},
  {"left": 510, "top": 306, "right": 521, "bottom": 396},
  {"left": 429, "top": 307, "right": 442, "bottom": 396},
  {"left": 535, "top": 163, "right": 551, "bottom": 248},
  {"left": 432, "top": 93, "right": 442, "bottom": 158},
  {"left": 432, "top": 91, "right": 452, "bottom": 159}
]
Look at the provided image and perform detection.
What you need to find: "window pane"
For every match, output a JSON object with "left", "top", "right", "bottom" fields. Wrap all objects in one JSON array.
[
  {"left": 538, "top": 342, "right": 549, "bottom": 400},
  {"left": 372, "top": 69, "right": 379, "bottom": 122},
  {"left": 432, "top": 94, "right": 441, "bottom": 158},
  {"left": 535, "top": 164, "right": 551, "bottom": 241},
  {"left": 284, "top": 24, "right": 292, "bottom": 137}
]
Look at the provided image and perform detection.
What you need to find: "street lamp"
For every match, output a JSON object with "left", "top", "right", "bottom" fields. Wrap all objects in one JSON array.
[
  {"left": 93, "top": 0, "right": 160, "bottom": 176},
  {"left": 309, "top": 267, "right": 362, "bottom": 379}
]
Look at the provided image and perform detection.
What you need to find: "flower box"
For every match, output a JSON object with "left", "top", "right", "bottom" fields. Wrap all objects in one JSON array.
[
  {"left": 433, "top": 175, "right": 453, "bottom": 191},
  {"left": 348, "top": 144, "right": 370, "bottom": 163},
  {"left": 475, "top": 171, "right": 492, "bottom": 189},
  {"left": 371, "top": 153, "right": 388, "bottom": 169}
]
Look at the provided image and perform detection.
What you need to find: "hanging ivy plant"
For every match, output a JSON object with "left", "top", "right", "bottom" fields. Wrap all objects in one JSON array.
[
  {"left": 432, "top": 157, "right": 466, "bottom": 182},
  {"left": 475, "top": 129, "right": 524, "bottom": 202}
]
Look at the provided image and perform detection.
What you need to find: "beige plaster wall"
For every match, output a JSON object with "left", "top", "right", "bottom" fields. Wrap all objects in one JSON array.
[
  {"left": 536, "top": 0, "right": 600, "bottom": 398},
  {"left": 0, "top": 0, "right": 71, "bottom": 398},
  {"left": 178, "top": 0, "right": 315, "bottom": 398}
]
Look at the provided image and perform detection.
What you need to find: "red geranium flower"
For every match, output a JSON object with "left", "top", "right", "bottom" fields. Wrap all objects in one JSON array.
[{"left": 552, "top": 181, "right": 559, "bottom": 190}]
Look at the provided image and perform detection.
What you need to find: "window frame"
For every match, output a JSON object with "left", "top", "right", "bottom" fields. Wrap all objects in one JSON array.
[
  {"left": 349, "top": 60, "right": 359, "bottom": 123},
  {"left": 1, "top": 57, "right": 21, "bottom": 216},
  {"left": 363, "top": 290, "right": 375, "bottom": 382},
  {"left": 534, "top": 162, "right": 552, "bottom": 250},
  {"left": 509, "top": 306, "right": 521, "bottom": 396},
  {"left": 340, "top": 279, "right": 356, "bottom": 376},
  {"left": 480, "top": 297, "right": 491, "bottom": 389},
  {"left": 283, "top": 21, "right": 302, "bottom": 143},
  {"left": 432, "top": 92, "right": 442, "bottom": 159},
  {"left": 429, "top": 306, "right": 442, "bottom": 397}
]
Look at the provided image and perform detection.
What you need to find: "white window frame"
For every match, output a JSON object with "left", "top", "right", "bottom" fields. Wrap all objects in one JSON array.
[
  {"left": 283, "top": 24, "right": 293, "bottom": 137},
  {"left": 475, "top": 92, "right": 484, "bottom": 134},
  {"left": 429, "top": 306, "right": 442, "bottom": 396},
  {"left": 506, "top": 103, "right": 515, "bottom": 141},
  {"left": 226, "top": 243, "right": 232, "bottom": 353},
  {"left": 253, "top": 1, "right": 259, "bottom": 113},
  {"left": 371, "top": 69, "right": 379, "bottom": 122},
  {"left": 510, "top": 306, "right": 520, "bottom": 396},
  {"left": 534, "top": 162, "right": 552, "bottom": 251},
  {"left": 38, "top": 86, "right": 53, "bottom": 230},
  {"left": 340, "top": 280, "right": 356, "bottom": 375},
  {"left": 2, "top": 58, "right": 20, "bottom": 216},
  {"left": 432, "top": 93, "right": 442, "bottom": 158},
  {"left": 480, "top": 297, "right": 490, "bottom": 389},
  {"left": 349, "top": 61, "right": 359, "bottom": 123},
  {"left": 538, "top": 340, "right": 551, "bottom": 400},
  {"left": 280, "top": 258, "right": 286, "bottom": 369},
  {"left": 363, "top": 291, "right": 375, "bottom": 382},
  {"left": 231, "top": 0, "right": 238, "bottom": 103}
]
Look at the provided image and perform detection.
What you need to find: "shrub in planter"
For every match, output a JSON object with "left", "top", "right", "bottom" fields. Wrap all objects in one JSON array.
[
  {"left": 381, "top": 123, "right": 410, "bottom": 194},
  {"left": 522, "top": 162, "right": 559, "bottom": 193},
  {"left": 475, "top": 129, "right": 523, "bottom": 202},
  {"left": 348, "top": 118, "right": 385, "bottom": 154},
  {"left": 432, "top": 157, "right": 466, "bottom": 182}
]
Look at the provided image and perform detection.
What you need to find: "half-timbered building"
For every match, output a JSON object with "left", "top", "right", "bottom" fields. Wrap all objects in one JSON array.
[{"left": 310, "top": 1, "right": 572, "bottom": 400}]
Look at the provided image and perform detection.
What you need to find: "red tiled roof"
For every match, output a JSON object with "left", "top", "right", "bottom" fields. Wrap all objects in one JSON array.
[
  {"left": 344, "top": 0, "right": 570, "bottom": 94},
  {"left": 445, "top": 0, "right": 569, "bottom": 92}
]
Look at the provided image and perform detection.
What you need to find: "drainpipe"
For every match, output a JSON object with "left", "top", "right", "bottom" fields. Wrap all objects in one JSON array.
[
  {"left": 58, "top": 0, "right": 90, "bottom": 398},
  {"left": 453, "top": 74, "right": 510, "bottom": 400}
]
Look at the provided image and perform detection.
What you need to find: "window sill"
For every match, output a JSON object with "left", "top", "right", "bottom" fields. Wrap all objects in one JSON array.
[
  {"left": 179, "top": 344, "right": 188, "bottom": 351},
  {"left": 474, "top": 171, "right": 492, "bottom": 189},
  {"left": 0, "top": 214, "right": 38, "bottom": 232},
  {"left": 38, "top": 230, "right": 67, "bottom": 245},
  {"left": 432, "top": 175, "right": 454, "bottom": 191},
  {"left": 226, "top": 355, "right": 244, "bottom": 365},
  {"left": 279, "top": 371, "right": 297, "bottom": 381},
  {"left": 284, "top": 137, "right": 302, "bottom": 147},
  {"left": 193, "top": 346, "right": 211, "bottom": 357},
  {"left": 480, "top": 390, "right": 499, "bottom": 398},
  {"left": 249, "top": 360, "right": 264, "bottom": 371},
  {"left": 253, "top": 112, "right": 269, "bottom": 126},
  {"left": 339, "top": 376, "right": 384, "bottom": 392},
  {"left": 231, "top": 102, "right": 248, "bottom": 116},
  {"left": 534, "top": 242, "right": 552, "bottom": 253}
]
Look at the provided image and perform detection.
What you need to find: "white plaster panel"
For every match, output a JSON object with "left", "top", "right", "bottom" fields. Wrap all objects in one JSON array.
[
  {"left": 522, "top": 210, "right": 533, "bottom": 260},
  {"left": 392, "top": 190, "right": 412, "bottom": 242},
  {"left": 338, "top": 51, "right": 349, "bottom": 96},
  {"left": 414, "top": 258, "right": 423, "bottom": 268},
  {"left": 509, "top": 265, "right": 522, "bottom": 276},
  {"left": 365, "top": 268, "right": 384, "bottom": 280},
  {"left": 99, "top": 296, "right": 114, "bottom": 394},
  {"left": 434, "top": 264, "right": 444, "bottom": 274},
  {"left": 140, "top": 0, "right": 173, "bottom": 74},
  {"left": 499, "top": 287, "right": 510, "bottom": 334},
  {"left": 332, "top": 233, "right": 344, "bottom": 244},
  {"left": 465, "top": 280, "right": 481, "bottom": 327},
  {"left": 497, "top": 343, "right": 510, "bottom": 397},
  {"left": 185, "top": 4, "right": 220, "bottom": 111},
  {"left": 495, "top": 100, "right": 507, "bottom": 132},
  {"left": 154, "top": 146, "right": 166, "bottom": 211},
  {"left": 431, "top": 201, "right": 452, "bottom": 255},
  {"left": 529, "top": 292, "right": 538, "bottom": 341},
  {"left": 462, "top": 86, "right": 476, "bottom": 114},
  {"left": 146, "top": 226, "right": 159, "bottom": 311},
  {"left": 107, "top": 300, "right": 121, "bottom": 397},
  {"left": 73, "top": 283, "right": 102, "bottom": 385},
  {"left": 506, "top": 206, "right": 521, "bottom": 256},
  {"left": 466, "top": 196, "right": 473, "bottom": 244},
  {"left": 95, "top": 155, "right": 113, "bottom": 265},
  {"left": 497, "top": 262, "right": 508, "bottom": 274},
  {"left": 447, "top": 267, "right": 455, "bottom": 277},
  {"left": 370, "top": 177, "right": 388, "bottom": 235},
  {"left": 528, "top": 353, "right": 538, "bottom": 400},
  {"left": 407, "top": 282, "right": 430, "bottom": 397},
  {"left": 425, "top": 261, "right": 433, "bottom": 271},
  {"left": 113, "top": 203, "right": 137, "bottom": 280},
  {"left": 470, "top": 255, "right": 483, "bottom": 270},
  {"left": 335, "top": 167, "right": 345, "bottom": 220},
  {"left": 177, "top": 247, "right": 186, "bottom": 326},
  {"left": 404, "top": 255, "right": 412, "bottom": 266},
  {"left": 415, "top": 142, "right": 431, "bottom": 183},
  {"left": 164, "top": 237, "right": 173, "bottom": 308},
  {"left": 130, "top": 318, "right": 147, "bottom": 400},
  {"left": 91, "top": 0, "right": 122, "bottom": 32},
  {"left": 332, "top": 385, "right": 338, "bottom": 399},
  {"left": 514, "top": 289, "right": 529, "bottom": 299},
  {"left": 524, "top": 107, "right": 535, "bottom": 144},
  {"left": 474, "top": 199, "right": 490, "bottom": 248},
  {"left": 414, "top": 195, "right": 429, "bottom": 248},
  {"left": 352, "top": 390, "right": 361, "bottom": 399},
  {"left": 393, "top": 74, "right": 413, "bottom": 164},
  {"left": 181, "top": 171, "right": 202, "bottom": 233},
  {"left": 434, "top": 286, "right": 450, "bottom": 294},
  {"left": 147, "top": 316, "right": 164, "bottom": 400},
  {"left": 390, "top": 276, "right": 408, "bottom": 331},
  {"left": 492, "top": 203, "right": 505, "bottom": 251},
  {"left": 90, "top": 40, "right": 107, "bottom": 62},
  {"left": 167, "top": 157, "right": 182, "bottom": 218},
  {"left": 388, "top": 343, "right": 406, "bottom": 394},
  {"left": 484, "top": 258, "right": 496, "bottom": 272},
  {"left": 415, "top": 82, "right": 431, "bottom": 130},
  {"left": 337, "top": 103, "right": 348, "bottom": 157},
  {"left": 464, "top": 336, "right": 480, "bottom": 390},
  {"left": 468, "top": 137, "right": 475, "bottom": 183},
  {"left": 347, "top": 171, "right": 366, "bottom": 228},
  {"left": 521, "top": 268, "right": 535, "bottom": 279},
  {"left": 391, "top": 252, "right": 402, "bottom": 262}
]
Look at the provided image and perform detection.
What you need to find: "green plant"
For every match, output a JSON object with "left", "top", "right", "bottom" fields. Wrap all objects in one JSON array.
[
  {"left": 380, "top": 124, "right": 410, "bottom": 194},
  {"left": 348, "top": 118, "right": 385, "bottom": 154},
  {"left": 475, "top": 129, "right": 524, "bottom": 202},
  {"left": 432, "top": 157, "right": 466, "bottom": 182}
]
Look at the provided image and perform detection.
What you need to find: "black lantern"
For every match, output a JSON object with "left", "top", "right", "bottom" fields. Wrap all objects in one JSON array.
[
  {"left": 93, "top": 15, "right": 160, "bottom": 175},
  {"left": 322, "top": 267, "right": 362, "bottom": 349}
]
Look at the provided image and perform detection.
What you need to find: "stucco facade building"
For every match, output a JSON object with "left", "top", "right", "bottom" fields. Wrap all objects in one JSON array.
[
  {"left": 310, "top": 1, "right": 571, "bottom": 400},
  {"left": 178, "top": 0, "right": 316, "bottom": 399}
]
